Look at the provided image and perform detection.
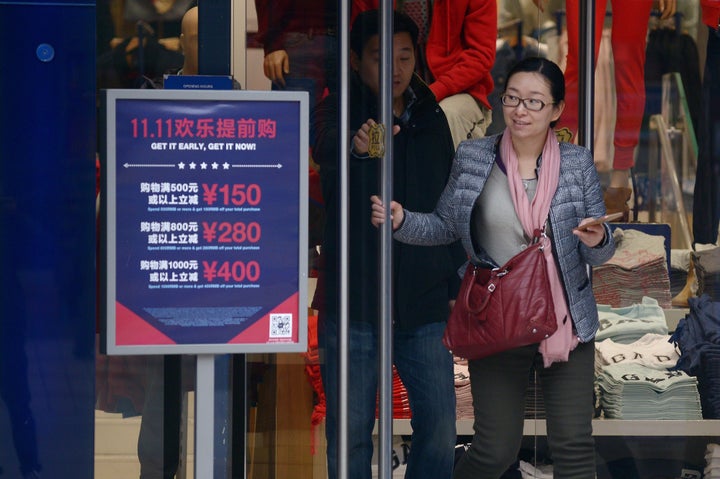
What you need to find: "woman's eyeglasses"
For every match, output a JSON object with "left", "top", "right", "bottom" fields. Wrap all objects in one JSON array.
[{"left": 500, "top": 94, "right": 555, "bottom": 112}]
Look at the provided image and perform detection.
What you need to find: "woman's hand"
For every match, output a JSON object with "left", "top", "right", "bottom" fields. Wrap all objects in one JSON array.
[
  {"left": 370, "top": 195, "right": 404, "bottom": 230},
  {"left": 573, "top": 217, "right": 606, "bottom": 248}
]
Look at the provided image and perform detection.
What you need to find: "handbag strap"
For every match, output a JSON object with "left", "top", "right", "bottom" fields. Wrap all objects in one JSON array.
[
  {"left": 462, "top": 265, "right": 493, "bottom": 317},
  {"left": 531, "top": 220, "right": 548, "bottom": 246}
]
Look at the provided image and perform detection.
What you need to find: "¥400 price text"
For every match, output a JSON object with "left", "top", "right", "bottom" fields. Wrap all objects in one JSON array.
[{"left": 202, "top": 260, "right": 260, "bottom": 282}]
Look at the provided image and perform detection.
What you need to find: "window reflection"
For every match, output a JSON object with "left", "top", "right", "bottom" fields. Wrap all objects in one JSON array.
[{"left": 93, "top": 2, "right": 720, "bottom": 478}]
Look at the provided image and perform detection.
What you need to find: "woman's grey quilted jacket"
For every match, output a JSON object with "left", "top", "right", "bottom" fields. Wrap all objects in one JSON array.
[{"left": 394, "top": 134, "right": 616, "bottom": 342}]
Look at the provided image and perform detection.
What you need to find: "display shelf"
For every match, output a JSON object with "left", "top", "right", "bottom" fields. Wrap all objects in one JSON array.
[
  {"left": 380, "top": 418, "right": 720, "bottom": 437},
  {"left": 375, "top": 307, "right": 712, "bottom": 440},
  {"left": 588, "top": 419, "right": 720, "bottom": 437}
]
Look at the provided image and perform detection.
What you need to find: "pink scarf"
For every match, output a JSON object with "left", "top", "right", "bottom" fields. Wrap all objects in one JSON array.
[{"left": 500, "top": 128, "right": 578, "bottom": 367}]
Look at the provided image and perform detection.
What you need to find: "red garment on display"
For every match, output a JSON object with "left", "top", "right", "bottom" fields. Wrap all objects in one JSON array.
[{"left": 559, "top": 0, "right": 654, "bottom": 170}]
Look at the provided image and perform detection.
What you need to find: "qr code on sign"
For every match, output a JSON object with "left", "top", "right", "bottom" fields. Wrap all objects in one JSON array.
[{"left": 269, "top": 314, "right": 293, "bottom": 338}]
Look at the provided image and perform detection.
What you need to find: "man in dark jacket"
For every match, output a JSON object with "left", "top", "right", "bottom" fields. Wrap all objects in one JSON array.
[{"left": 311, "top": 10, "right": 464, "bottom": 479}]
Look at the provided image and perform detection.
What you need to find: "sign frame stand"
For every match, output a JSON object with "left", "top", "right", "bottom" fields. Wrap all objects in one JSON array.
[
  {"left": 195, "top": 354, "right": 215, "bottom": 478},
  {"left": 100, "top": 88, "right": 309, "bottom": 478}
]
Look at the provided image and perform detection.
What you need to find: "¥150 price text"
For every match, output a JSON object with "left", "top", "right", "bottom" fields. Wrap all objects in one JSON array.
[{"left": 202, "top": 183, "right": 261, "bottom": 206}]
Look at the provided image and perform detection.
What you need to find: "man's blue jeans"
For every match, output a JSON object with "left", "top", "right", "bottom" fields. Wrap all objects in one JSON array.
[{"left": 318, "top": 315, "right": 456, "bottom": 479}]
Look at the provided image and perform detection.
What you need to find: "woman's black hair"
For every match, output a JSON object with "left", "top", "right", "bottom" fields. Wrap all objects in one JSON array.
[
  {"left": 505, "top": 57, "right": 565, "bottom": 127},
  {"left": 350, "top": 9, "right": 419, "bottom": 57}
]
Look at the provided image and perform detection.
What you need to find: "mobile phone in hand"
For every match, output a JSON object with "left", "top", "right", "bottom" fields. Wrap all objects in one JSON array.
[{"left": 573, "top": 212, "right": 624, "bottom": 232}]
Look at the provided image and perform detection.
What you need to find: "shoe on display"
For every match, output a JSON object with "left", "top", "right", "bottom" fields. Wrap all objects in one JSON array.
[{"left": 603, "top": 186, "right": 632, "bottom": 222}]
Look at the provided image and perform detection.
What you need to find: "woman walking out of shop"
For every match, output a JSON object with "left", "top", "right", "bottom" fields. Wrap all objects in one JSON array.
[{"left": 371, "top": 57, "right": 615, "bottom": 478}]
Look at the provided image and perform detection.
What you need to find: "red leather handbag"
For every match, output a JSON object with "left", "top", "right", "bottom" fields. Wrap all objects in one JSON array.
[{"left": 443, "top": 233, "right": 557, "bottom": 360}]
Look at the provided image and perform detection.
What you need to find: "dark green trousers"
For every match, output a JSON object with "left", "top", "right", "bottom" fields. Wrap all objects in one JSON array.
[{"left": 454, "top": 340, "right": 596, "bottom": 479}]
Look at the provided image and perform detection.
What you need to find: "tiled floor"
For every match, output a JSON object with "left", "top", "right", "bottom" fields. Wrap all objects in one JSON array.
[{"left": 94, "top": 396, "right": 194, "bottom": 479}]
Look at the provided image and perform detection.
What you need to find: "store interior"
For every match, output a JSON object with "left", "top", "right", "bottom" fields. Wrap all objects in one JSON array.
[{"left": 12, "top": 0, "right": 718, "bottom": 478}]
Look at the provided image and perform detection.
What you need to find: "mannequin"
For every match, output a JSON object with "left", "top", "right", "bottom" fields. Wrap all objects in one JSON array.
[
  {"left": 534, "top": 0, "right": 677, "bottom": 220},
  {"left": 178, "top": 5, "right": 198, "bottom": 75}
]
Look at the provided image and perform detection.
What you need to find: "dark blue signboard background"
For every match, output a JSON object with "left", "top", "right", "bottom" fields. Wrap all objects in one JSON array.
[{"left": 107, "top": 93, "right": 306, "bottom": 352}]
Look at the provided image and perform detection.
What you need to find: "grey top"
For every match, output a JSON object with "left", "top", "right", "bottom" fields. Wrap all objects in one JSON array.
[
  {"left": 471, "top": 162, "right": 538, "bottom": 266},
  {"left": 394, "top": 134, "right": 616, "bottom": 342}
]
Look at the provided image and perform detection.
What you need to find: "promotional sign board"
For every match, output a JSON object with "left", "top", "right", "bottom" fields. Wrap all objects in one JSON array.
[{"left": 101, "top": 89, "right": 308, "bottom": 355}]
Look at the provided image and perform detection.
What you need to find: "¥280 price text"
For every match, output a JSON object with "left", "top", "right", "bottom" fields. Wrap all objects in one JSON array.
[{"left": 202, "top": 222, "right": 261, "bottom": 244}]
